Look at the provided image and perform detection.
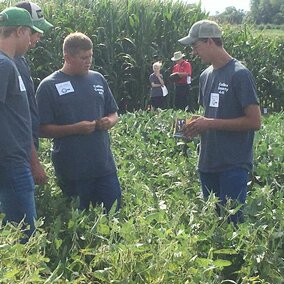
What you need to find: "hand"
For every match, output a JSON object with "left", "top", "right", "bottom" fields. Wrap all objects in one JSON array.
[
  {"left": 73, "top": 120, "right": 96, "bottom": 135},
  {"left": 96, "top": 117, "right": 112, "bottom": 130},
  {"left": 182, "top": 116, "right": 208, "bottom": 138},
  {"left": 31, "top": 161, "right": 48, "bottom": 185}
]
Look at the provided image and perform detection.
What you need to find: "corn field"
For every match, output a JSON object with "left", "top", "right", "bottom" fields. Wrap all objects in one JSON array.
[{"left": 1, "top": 0, "right": 283, "bottom": 111}]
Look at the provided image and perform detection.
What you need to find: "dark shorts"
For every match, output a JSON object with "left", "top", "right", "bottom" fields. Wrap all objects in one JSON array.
[{"left": 150, "top": 96, "right": 166, "bottom": 109}]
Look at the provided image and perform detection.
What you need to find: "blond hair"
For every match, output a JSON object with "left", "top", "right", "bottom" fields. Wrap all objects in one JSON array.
[{"left": 153, "top": 61, "right": 162, "bottom": 68}]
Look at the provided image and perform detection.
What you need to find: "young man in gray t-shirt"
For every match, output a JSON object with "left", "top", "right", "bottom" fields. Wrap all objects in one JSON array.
[
  {"left": 179, "top": 20, "right": 261, "bottom": 223},
  {"left": 0, "top": 7, "right": 43, "bottom": 240},
  {"left": 14, "top": 1, "right": 53, "bottom": 186},
  {"left": 36, "top": 32, "right": 121, "bottom": 213}
]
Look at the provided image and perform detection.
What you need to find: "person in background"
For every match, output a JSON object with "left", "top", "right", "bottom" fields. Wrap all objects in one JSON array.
[
  {"left": 170, "top": 51, "right": 192, "bottom": 111},
  {"left": 0, "top": 7, "right": 43, "bottom": 239},
  {"left": 149, "top": 61, "right": 166, "bottom": 110},
  {"left": 15, "top": 1, "right": 53, "bottom": 185},
  {"left": 36, "top": 32, "right": 121, "bottom": 213},
  {"left": 179, "top": 20, "right": 261, "bottom": 224}
]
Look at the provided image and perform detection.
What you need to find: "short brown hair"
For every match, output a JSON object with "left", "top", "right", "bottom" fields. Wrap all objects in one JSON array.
[
  {"left": 0, "top": 26, "right": 17, "bottom": 38},
  {"left": 63, "top": 32, "right": 93, "bottom": 55},
  {"left": 0, "top": 26, "right": 29, "bottom": 38}
]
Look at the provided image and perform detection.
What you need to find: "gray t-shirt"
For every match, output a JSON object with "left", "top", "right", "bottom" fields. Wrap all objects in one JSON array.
[
  {"left": 149, "top": 73, "right": 163, "bottom": 97},
  {"left": 0, "top": 52, "right": 32, "bottom": 169},
  {"left": 14, "top": 56, "right": 40, "bottom": 149},
  {"left": 36, "top": 70, "right": 118, "bottom": 180},
  {"left": 198, "top": 59, "right": 259, "bottom": 172}
]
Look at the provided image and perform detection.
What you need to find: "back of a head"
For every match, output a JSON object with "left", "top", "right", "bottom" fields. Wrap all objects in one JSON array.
[
  {"left": 0, "top": 6, "right": 42, "bottom": 37},
  {"left": 63, "top": 32, "right": 93, "bottom": 55},
  {"left": 15, "top": 1, "right": 53, "bottom": 32}
]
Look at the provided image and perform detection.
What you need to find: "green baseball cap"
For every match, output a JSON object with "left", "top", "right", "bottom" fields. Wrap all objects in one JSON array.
[
  {"left": 178, "top": 20, "right": 222, "bottom": 46},
  {"left": 0, "top": 7, "right": 43, "bottom": 33}
]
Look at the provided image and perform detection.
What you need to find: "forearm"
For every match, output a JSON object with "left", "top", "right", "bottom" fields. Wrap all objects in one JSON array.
[
  {"left": 30, "top": 142, "right": 48, "bottom": 185},
  {"left": 177, "top": 72, "right": 189, "bottom": 78},
  {"left": 152, "top": 83, "right": 163, "bottom": 87},
  {"left": 96, "top": 112, "right": 119, "bottom": 130},
  {"left": 183, "top": 105, "right": 261, "bottom": 138},
  {"left": 39, "top": 124, "right": 80, "bottom": 138},
  {"left": 208, "top": 105, "right": 261, "bottom": 131},
  {"left": 206, "top": 116, "right": 261, "bottom": 131},
  {"left": 106, "top": 113, "right": 119, "bottom": 128},
  {"left": 30, "top": 143, "right": 41, "bottom": 168}
]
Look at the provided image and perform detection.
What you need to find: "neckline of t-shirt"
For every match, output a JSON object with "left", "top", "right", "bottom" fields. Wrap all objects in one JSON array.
[
  {"left": 0, "top": 51, "right": 13, "bottom": 60},
  {"left": 212, "top": 58, "right": 235, "bottom": 72},
  {"left": 58, "top": 70, "right": 87, "bottom": 78}
]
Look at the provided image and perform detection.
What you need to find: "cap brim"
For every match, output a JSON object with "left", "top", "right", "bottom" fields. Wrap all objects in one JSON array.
[
  {"left": 31, "top": 25, "right": 43, "bottom": 33},
  {"left": 34, "top": 19, "right": 53, "bottom": 33},
  {"left": 178, "top": 35, "right": 195, "bottom": 46}
]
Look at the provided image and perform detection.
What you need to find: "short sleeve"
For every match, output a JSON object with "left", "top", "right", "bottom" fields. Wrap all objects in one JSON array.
[
  {"left": 102, "top": 76, "right": 118, "bottom": 115},
  {"left": 232, "top": 69, "right": 259, "bottom": 108},
  {"left": 0, "top": 59, "right": 14, "bottom": 103},
  {"left": 36, "top": 81, "right": 56, "bottom": 124},
  {"left": 184, "top": 61, "right": 192, "bottom": 76}
]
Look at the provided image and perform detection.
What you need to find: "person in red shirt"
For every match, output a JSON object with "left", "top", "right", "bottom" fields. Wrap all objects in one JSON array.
[{"left": 171, "top": 51, "right": 192, "bottom": 110}]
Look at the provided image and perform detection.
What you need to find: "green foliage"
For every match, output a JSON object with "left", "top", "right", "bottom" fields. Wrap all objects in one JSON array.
[
  {"left": 1, "top": 110, "right": 284, "bottom": 282},
  {"left": 222, "top": 25, "right": 284, "bottom": 112},
  {"left": 1, "top": 0, "right": 283, "bottom": 111},
  {"left": 248, "top": 0, "right": 284, "bottom": 24},
  {"left": 214, "top": 6, "right": 246, "bottom": 24},
  {"left": 26, "top": 0, "right": 207, "bottom": 111}
]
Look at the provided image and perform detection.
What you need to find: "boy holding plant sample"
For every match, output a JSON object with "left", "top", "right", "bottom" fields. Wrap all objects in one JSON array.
[{"left": 179, "top": 20, "right": 261, "bottom": 223}]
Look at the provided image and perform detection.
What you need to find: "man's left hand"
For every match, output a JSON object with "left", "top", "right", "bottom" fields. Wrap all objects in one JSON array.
[
  {"left": 183, "top": 116, "right": 209, "bottom": 138},
  {"left": 96, "top": 117, "right": 112, "bottom": 130}
]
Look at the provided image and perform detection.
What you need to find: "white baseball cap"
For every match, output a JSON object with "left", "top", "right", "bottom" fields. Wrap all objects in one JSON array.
[{"left": 15, "top": 1, "right": 53, "bottom": 32}]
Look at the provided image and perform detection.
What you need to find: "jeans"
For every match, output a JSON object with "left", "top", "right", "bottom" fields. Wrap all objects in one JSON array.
[
  {"left": 0, "top": 166, "right": 36, "bottom": 239},
  {"left": 58, "top": 172, "right": 122, "bottom": 213},
  {"left": 199, "top": 167, "right": 248, "bottom": 224}
]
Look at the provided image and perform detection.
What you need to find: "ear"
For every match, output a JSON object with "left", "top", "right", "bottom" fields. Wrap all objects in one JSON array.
[
  {"left": 16, "top": 26, "right": 30, "bottom": 37},
  {"left": 64, "top": 53, "right": 73, "bottom": 64},
  {"left": 15, "top": 26, "right": 23, "bottom": 37}
]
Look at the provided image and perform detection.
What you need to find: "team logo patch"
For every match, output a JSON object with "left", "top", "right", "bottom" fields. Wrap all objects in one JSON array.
[
  {"left": 36, "top": 9, "right": 43, "bottom": 19},
  {"left": 218, "top": 82, "right": 229, "bottom": 95},
  {"left": 93, "top": 84, "right": 104, "bottom": 95}
]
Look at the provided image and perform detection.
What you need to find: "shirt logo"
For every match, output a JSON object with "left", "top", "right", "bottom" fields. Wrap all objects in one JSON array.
[
  {"left": 36, "top": 9, "right": 44, "bottom": 19},
  {"left": 93, "top": 84, "right": 104, "bottom": 95},
  {"left": 218, "top": 82, "right": 229, "bottom": 95}
]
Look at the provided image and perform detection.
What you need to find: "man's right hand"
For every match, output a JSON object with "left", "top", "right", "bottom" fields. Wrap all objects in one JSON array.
[{"left": 73, "top": 120, "right": 96, "bottom": 134}]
